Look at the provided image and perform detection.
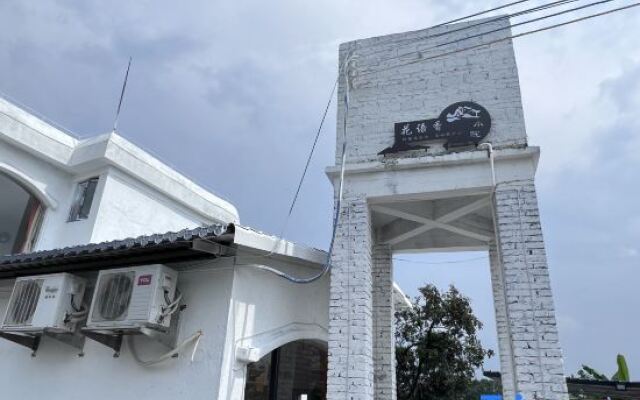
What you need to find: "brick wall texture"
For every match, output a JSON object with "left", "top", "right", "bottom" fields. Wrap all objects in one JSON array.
[
  {"left": 336, "top": 17, "right": 528, "bottom": 164},
  {"left": 492, "top": 180, "right": 569, "bottom": 400},
  {"left": 372, "top": 245, "right": 396, "bottom": 400},
  {"left": 328, "top": 194, "right": 374, "bottom": 400},
  {"left": 328, "top": 17, "right": 568, "bottom": 400}
]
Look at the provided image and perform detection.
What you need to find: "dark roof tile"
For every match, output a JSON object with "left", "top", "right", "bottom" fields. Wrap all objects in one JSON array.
[{"left": 0, "top": 223, "right": 234, "bottom": 278}]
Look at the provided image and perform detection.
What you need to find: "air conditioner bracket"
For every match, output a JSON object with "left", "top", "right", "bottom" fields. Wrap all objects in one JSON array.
[
  {"left": 81, "top": 329, "right": 123, "bottom": 357},
  {"left": 0, "top": 331, "right": 41, "bottom": 356},
  {"left": 44, "top": 329, "right": 86, "bottom": 355}
]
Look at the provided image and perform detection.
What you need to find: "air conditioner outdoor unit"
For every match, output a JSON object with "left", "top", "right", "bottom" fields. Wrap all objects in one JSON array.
[
  {"left": 1, "top": 273, "right": 87, "bottom": 334},
  {"left": 86, "top": 264, "right": 179, "bottom": 332}
]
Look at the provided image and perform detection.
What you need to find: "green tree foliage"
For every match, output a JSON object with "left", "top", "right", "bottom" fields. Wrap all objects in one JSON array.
[
  {"left": 611, "top": 354, "right": 630, "bottom": 382},
  {"left": 576, "top": 365, "right": 609, "bottom": 381},
  {"left": 395, "top": 284, "right": 494, "bottom": 400},
  {"left": 463, "top": 379, "right": 502, "bottom": 400},
  {"left": 576, "top": 354, "right": 631, "bottom": 382}
]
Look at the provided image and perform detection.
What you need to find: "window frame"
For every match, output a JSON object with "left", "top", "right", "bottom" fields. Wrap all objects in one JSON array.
[{"left": 67, "top": 177, "right": 100, "bottom": 222}]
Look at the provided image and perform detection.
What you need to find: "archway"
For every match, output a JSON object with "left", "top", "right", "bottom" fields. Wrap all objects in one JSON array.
[
  {"left": 0, "top": 172, "right": 45, "bottom": 255},
  {"left": 244, "top": 339, "right": 327, "bottom": 400}
]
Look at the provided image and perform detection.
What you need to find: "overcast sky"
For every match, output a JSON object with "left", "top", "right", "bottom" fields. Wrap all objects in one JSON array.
[{"left": 0, "top": 0, "right": 638, "bottom": 379}]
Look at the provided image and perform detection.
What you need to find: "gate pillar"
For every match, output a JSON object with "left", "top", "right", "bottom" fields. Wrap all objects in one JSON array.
[
  {"left": 372, "top": 244, "right": 396, "bottom": 400},
  {"left": 490, "top": 180, "right": 569, "bottom": 400},
  {"left": 327, "top": 194, "right": 374, "bottom": 400},
  {"left": 326, "top": 17, "right": 569, "bottom": 400}
]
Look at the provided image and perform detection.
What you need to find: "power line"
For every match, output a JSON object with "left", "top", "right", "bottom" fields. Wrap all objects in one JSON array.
[
  {"left": 358, "top": 1, "right": 640, "bottom": 78},
  {"left": 432, "top": 0, "right": 616, "bottom": 50},
  {"left": 365, "top": 0, "right": 614, "bottom": 69},
  {"left": 364, "top": 0, "right": 618, "bottom": 71},
  {"left": 350, "top": 0, "right": 596, "bottom": 76},
  {"left": 430, "top": 0, "right": 535, "bottom": 28},
  {"left": 276, "top": 77, "right": 338, "bottom": 240},
  {"left": 393, "top": 0, "right": 583, "bottom": 48}
]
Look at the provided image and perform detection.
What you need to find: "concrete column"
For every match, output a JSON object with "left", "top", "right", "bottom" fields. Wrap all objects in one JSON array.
[
  {"left": 372, "top": 244, "right": 396, "bottom": 400},
  {"left": 328, "top": 195, "right": 374, "bottom": 400},
  {"left": 492, "top": 180, "right": 569, "bottom": 400}
]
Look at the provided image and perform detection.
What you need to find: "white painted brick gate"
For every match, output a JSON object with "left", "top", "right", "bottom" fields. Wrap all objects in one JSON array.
[{"left": 325, "top": 18, "right": 569, "bottom": 400}]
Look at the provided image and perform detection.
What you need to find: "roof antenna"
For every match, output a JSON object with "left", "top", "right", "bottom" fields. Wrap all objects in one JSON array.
[{"left": 112, "top": 57, "right": 132, "bottom": 133}]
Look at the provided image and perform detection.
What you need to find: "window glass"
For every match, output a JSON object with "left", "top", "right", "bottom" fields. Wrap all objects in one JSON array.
[
  {"left": 68, "top": 177, "right": 99, "bottom": 222},
  {"left": 0, "top": 173, "right": 44, "bottom": 255}
]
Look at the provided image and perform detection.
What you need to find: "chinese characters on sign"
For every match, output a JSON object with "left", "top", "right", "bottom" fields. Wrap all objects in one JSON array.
[{"left": 379, "top": 101, "right": 491, "bottom": 155}]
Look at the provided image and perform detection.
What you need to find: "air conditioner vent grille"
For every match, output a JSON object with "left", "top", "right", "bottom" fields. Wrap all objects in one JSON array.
[
  {"left": 4, "top": 279, "right": 43, "bottom": 326},
  {"left": 92, "top": 272, "right": 134, "bottom": 322}
]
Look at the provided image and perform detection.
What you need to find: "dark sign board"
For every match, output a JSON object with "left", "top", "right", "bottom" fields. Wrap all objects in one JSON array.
[{"left": 379, "top": 101, "right": 491, "bottom": 155}]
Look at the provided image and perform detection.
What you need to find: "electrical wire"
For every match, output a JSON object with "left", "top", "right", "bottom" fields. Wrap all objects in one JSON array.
[
  {"left": 190, "top": 332, "right": 203, "bottom": 362},
  {"left": 430, "top": 0, "right": 535, "bottom": 28},
  {"left": 357, "top": 1, "right": 640, "bottom": 78},
  {"left": 64, "top": 294, "right": 88, "bottom": 323},
  {"left": 160, "top": 290, "right": 183, "bottom": 319},
  {"left": 362, "top": 0, "right": 624, "bottom": 74},
  {"left": 265, "top": 51, "right": 355, "bottom": 257},
  {"left": 70, "top": 294, "right": 82, "bottom": 313},
  {"left": 128, "top": 330, "right": 204, "bottom": 367},
  {"left": 275, "top": 77, "right": 339, "bottom": 243},
  {"left": 426, "top": 0, "right": 583, "bottom": 39},
  {"left": 479, "top": 143, "right": 520, "bottom": 394},
  {"left": 432, "top": 0, "right": 615, "bottom": 50},
  {"left": 233, "top": 54, "right": 355, "bottom": 284},
  {"left": 362, "top": 0, "right": 584, "bottom": 60}
]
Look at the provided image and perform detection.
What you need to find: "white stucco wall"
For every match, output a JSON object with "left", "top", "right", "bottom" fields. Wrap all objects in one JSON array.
[
  {"left": 0, "top": 93, "right": 331, "bottom": 400},
  {"left": 0, "top": 102, "right": 240, "bottom": 252},
  {"left": 220, "top": 261, "right": 329, "bottom": 400},
  {"left": 0, "top": 258, "right": 330, "bottom": 400},
  {"left": 90, "top": 168, "right": 209, "bottom": 243},
  {"left": 0, "top": 261, "right": 233, "bottom": 400},
  {"left": 0, "top": 140, "right": 89, "bottom": 251},
  {"left": 0, "top": 140, "right": 209, "bottom": 250}
]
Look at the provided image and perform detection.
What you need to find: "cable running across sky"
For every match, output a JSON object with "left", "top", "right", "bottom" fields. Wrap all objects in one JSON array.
[
  {"left": 357, "top": 1, "right": 640, "bottom": 78},
  {"left": 366, "top": 0, "right": 584, "bottom": 53}
]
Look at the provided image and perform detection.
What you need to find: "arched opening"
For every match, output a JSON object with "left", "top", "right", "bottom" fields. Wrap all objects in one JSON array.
[
  {"left": 0, "top": 172, "right": 45, "bottom": 255},
  {"left": 245, "top": 340, "right": 327, "bottom": 400}
]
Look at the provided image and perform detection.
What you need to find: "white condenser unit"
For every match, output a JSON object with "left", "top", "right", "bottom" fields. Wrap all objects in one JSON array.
[
  {"left": 1, "top": 273, "right": 87, "bottom": 333},
  {"left": 86, "top": 264, "right": 179, "bottom": 331}
]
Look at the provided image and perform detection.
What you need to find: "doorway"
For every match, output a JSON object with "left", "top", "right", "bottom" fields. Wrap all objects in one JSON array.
[{"left": 244, "top": 340, "right": 328, "bottom": 400}]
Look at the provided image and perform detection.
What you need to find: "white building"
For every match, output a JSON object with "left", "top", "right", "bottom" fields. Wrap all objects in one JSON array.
[
  {"left": 0, "top": 93, "right": 345, "bottom": 399},
  {"left": 0, "top": 18, "right": 569, "bottom": 400}
]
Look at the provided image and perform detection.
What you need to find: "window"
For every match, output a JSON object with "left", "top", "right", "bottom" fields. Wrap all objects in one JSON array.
[
  {"left": 68, "top": 177, "right": 99, "bottom": 222},
  {"left": 0, "top": 172, "right": 45, "bottom": 255}
]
